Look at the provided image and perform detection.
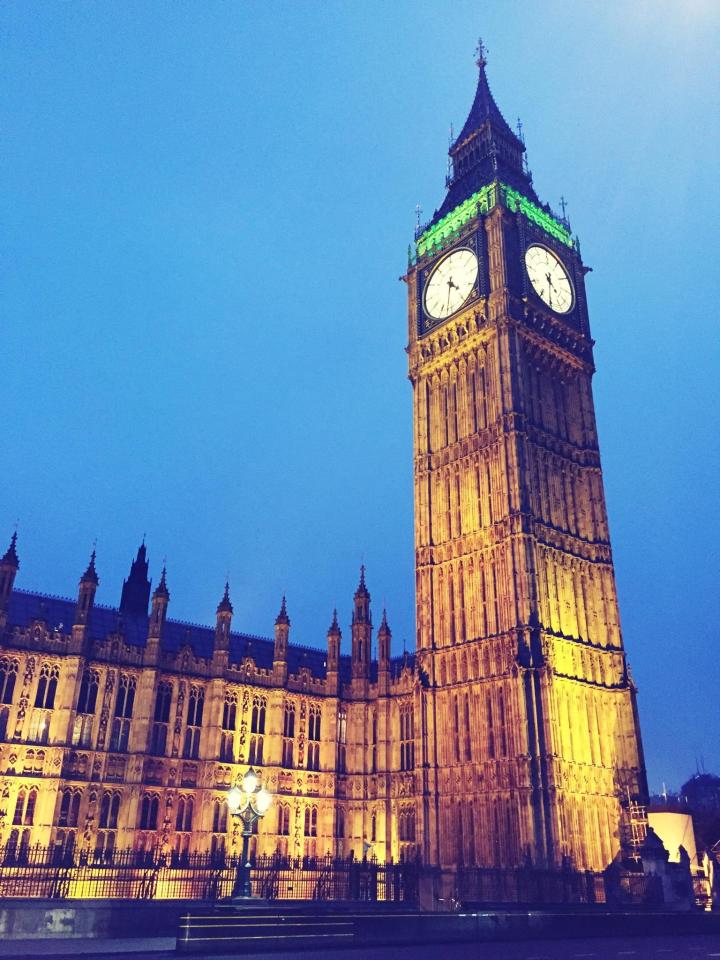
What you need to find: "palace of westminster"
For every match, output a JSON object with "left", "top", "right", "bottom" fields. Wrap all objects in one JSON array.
[{"left": 0, "top": 48, "right": 647, "bottom": 873}]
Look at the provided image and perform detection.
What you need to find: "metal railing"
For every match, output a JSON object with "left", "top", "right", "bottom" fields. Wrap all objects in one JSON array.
[{"left": 0, "top": 845, "right": 418, "bottom": 902}]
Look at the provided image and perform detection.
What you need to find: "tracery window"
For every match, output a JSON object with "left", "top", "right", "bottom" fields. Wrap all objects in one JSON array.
[
  {"left": 306, "top": 704, "right": 321, "bottom": 771},
  {"left": 248, "top": 696, "right": 266, "bottom": 765},
  {"left": 138, "top": 794, "right": 159, "bottom": 830},
  {"left": 57, "top": 789, "right": 81, "bottom": 828},
  {"left": 399, "top": 705, "right": 414, "bottom": 771},
  {"left": 183, "top": 686, "right": 204, "bottom": 759},
  {"left": 110, "top": 674, "right": 136, "bottom": 752},
  {"left": 73, "top": 668, "right": 100, "bottom": 747},
  {"left": 13, "top": 786, "right": 37, "bottom": 826},
  {"left": 277, "top": 803, "right": 291, "bottom": 836},
  {"left": 336, "top": 708, "right": 347, "bottom": 774},
  {"left": 34, "top": 663, "right": 59, "bottom": 709},
  {"left": 219, "top": 692, "right": 237, "bottom": 762},
  {"left": 150, "top": 681, "right": 172, "bottom": 755},
  {"left": 282, "top": 702, "right": 295, "bottom": 768},
  {"left": 303, "top": 805, "right": 318, "bottom": 837},
  {"left": 0, "top": 657, "right": 18, "bottom": 704}
]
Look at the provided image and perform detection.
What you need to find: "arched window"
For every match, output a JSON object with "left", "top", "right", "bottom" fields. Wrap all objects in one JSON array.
[
  {"left": 277, "top": 803, "right": 291, "bottom": 836},
  {"left": 303, "top": 805, "right": 318, "bottom": 837},
  {"left": 335, "top": 807, "right": 345, "bottom": 839},
  {"left": 34, "top": 663, "right": 59, "bottom": 709},
  {"left": 400, "top": 705, "right": 414, "bottom": 771},
  {"left": 175, "top": 796, "right": 193, "bottom": 832},
  {"left": 183, "top": 686, "right": 204, "bottom": 759},
  {"left": 282, "top": 702, "right": 295, "bottom": 768},
  {"left": 13, "top": 786, "right": 37, "bottom": 826},
  {"left": 110, "top": 675, "right": 136, "bottom": 752},
  {"left": 151, "top": 681, "right": 172, "bottom": 755},
  {"left": 212, "top": 798, "right": 227, "bottom": 834},
  {"left": 250, "top": 697, "right": 266, "bottom": 734},
  {"left": 0, "top": 658, "right": 18, "bottom": 704},
  {"left": 57, "top": 789, "right": 81, "bottom": 828},
  {"left": 77, "top": 669, "right": 100, "bottom": 714},
  {"left": 99, "top": 791, "right": 121, "bottom": 829},
  {"left": 220, "top": 692, "right": 237, "bottom": 762},
  {"left": 139, "top": 794, "right": 159, "bottom": 830}
]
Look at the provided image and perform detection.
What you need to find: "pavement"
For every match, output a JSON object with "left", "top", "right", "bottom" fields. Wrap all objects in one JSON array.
[{"left": 1, "top": 934, "right": 720, "bottom": 960}]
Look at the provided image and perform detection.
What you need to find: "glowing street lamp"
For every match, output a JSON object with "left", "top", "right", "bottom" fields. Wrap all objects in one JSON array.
[{"left": 226, "top": 767, "right": 272, "bottom": 899}]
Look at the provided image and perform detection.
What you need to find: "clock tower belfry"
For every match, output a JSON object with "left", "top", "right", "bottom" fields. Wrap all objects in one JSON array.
[{"left": 406, "top": 45, "right": 647, "bottom": 870}]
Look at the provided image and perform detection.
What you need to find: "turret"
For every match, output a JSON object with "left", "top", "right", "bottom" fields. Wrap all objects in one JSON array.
[
  {"left": 351, "top": 566, "right": 371, "bottom": 685},
  {"left": 119, "top": 540, "right": 151, "bottom": 618},
  {"left": 214, "top": 581, "right": 233, "bottom": 657},
  {"left": 326, "top": 609, "right": 341, "bottom": 694},
  {"left": 0, "top": 532, "right": 19, "bottom": 631},
  {"left": 145, "top": 567, "right": 170, "bottom": 663},
  {"left": 273, "top": 595, "right": 289, "bottom": 683},
  {"left": 73, "top": 550, "right": 99, "bottom": 647},
  {"left": 377, "top": 608, "right": 391, "bottom": 695}
]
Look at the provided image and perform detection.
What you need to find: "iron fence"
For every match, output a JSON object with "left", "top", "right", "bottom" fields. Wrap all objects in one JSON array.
[
  {"left": 0, "top": 845, "right": 418, "bottom": 902},
  {"left": 456, "top": 864, "right": 606, "bottom": 906}
]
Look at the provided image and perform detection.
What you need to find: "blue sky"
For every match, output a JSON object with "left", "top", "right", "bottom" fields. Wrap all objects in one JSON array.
[{"left": 3, "top": 1, "right": 719, "bottom": 791}]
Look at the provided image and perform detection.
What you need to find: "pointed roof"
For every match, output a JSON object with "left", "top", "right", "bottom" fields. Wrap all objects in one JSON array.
[
  {"left": 354, "top": 564, "right": 370, "bottom": 599},
  {"left": 328, "top": 608, "right": 341, "bottom": 636},
  {"left": 153, "top": 566, "right": 170, "bottom": 602},
  {"left": 452, "top": 44, "right": 518, "bottom": 151},
  {"left": 378, "top": 608, "right": 391, "bottom": 636},
  {"left": 275, "top": 594, "right": 290, "bottom": 626},
  {"left": 81, "top": 549, "right": 99, "bottom": 586},
  {"left": 216, "top": 580, "right": 233, "bottom": 615},
  {"left": 433, "top": 42, "right": 536, "bottom": 222},
  {"left": 1, "top": 532, "right": 19, "bottom": 569}
]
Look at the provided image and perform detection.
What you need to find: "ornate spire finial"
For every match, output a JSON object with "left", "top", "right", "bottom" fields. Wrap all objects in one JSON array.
[
  {"left": 154, "top": 564, "right": 169, "bottom": 600},
  {"left": 2, "top": 531, "right": 19, "bottom": 568},
  {"left": 217, "top": 579, "right": 233, "bottom": 615},
  {"left": 275, "top": 594, "right": 290, "bottom": 626},
  {"left": 379, "top": 608, "right": 391, "bottom": 633},
  {"left": 475, "top": 37, "right": 488, "bottom": 69},
  {"left": 559, "top": 195, "right": 568, "bottom": 220},
  {"left": 82, "top": 548, "right": 99, "bottom": 585}
]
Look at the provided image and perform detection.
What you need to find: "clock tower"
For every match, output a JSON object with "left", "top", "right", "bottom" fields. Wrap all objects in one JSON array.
[{"left": 407, "top": 45, "right": 647, "bottom": 869}]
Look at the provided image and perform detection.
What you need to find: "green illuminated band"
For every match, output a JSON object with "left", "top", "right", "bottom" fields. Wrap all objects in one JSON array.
[{"left": 415, "top": 181, "right": 574, "bottom": 259}]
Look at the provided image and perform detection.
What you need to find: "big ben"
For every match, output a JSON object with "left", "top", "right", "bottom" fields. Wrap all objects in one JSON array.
[{"left": 407, "top": 45, "right": 648, "bottom": 870}]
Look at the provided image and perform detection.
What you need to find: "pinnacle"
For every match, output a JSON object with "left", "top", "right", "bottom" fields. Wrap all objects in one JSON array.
[
  {"left": 153, "top": 565, "right": 170, "bottom": 601},
  {"left": 379, "top": 608, "right": 391, "bottom": 634},
  {"left": 81, "top": 549, "right": 99, "bottom": 586},
  {"left": 275, "top": 594, "right": 290, "bottom": 626},
  {"left": 2, "top": 531, "right": 19, "bottom": 568},
  {"left": 355, "top": 564, "right": 370, "bottom": 598},
  {"left": 217, "top": 580, "right": 233, "bottom": 615},
  {"left": 328, "top": 608, "right": 341, "bottom": 634}
]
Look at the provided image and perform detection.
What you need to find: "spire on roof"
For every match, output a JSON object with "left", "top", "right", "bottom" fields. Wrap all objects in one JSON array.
[
  {"left": 275, "top": 594, "right": 290, "bottom": 626},
  {"left": 2, "top": 532, "right": 19, "bottom": 569},
  {"left": 378, "top": 608, "right": 391, "bottom": 635},
  {"left": 434, "top": 41, "right": 536, "bottom": 221},
  {"left": 153, "top": 565, "right": 170, "bottom": 601},
  {"left": 355, "top": 564, "right": 370, "bottom": 599},
  {"left": 328, "top": 608, "right": 341, "bottom": 635},
  {"left": 81, "top": 549, "right": 99, "bottom": 585},
  {"left": 120, "top": 539, "right": 151, "bottom": 618},
  {"left": 217, "top": 580, "right": 233, "bottom": 615}
]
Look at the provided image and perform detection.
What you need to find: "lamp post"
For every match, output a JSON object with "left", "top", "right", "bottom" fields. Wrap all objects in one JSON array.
[{"left": 226, "top": 767, "right": 273, "bottom": 899}]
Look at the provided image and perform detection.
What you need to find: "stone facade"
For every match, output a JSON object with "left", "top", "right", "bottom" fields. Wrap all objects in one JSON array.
[{"left": 0, "top": 50, "right": 647, "bottom": 873}]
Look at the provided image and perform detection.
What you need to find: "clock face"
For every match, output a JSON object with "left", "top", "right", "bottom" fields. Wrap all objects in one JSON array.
[
  {"left": 524, "top": 244, "right": 574, "bottom": 314},
  {"left": 423, "top": 248, "right": 478, "bottom": 321}
]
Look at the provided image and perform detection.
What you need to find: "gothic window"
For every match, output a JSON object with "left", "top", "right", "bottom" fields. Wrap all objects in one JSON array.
[
  {"left": 34, "top": 663, "right": 59, "bottom": 709},
  {"left": 219, "top": 692, "right": 237, "bottom": 762},
  {"left": 282, "top": 702, "right": 295, "bottom": 768},
  {"left": 336, "top": 708, "right": 347, "bottom": 774},
  {"left": 308, "top": 705, "right": 321, "bottom": 741},
  {"left": 464, "top": 694, "right": 472, "bottom": 761},
  {"left": 303, "top": 805, "right": 318, "bottom": 837},
  {"left": 110, "top": 674, "right": 136, "bottom": 752},
  {"left": 486, "top": 695, "right": 495, "bottom": 759},
  {"left": 0, "top": 706, "right": 10, "bottom": 740},
  {"left": 57, "top": 789, "right": 81, "bottom": 828},
  {"left": 175, "top": 796, "right": 194, "bottom": 833},
  {"left": 306, "top": 704, "right": 321, "bottom": 771},
  {"left": 13, "top": 787, "right": 37, "bottom": 826},
  {"left": 212, "top": 798, "right": 227, "bottom": 833},
  {"left": 370, "top": 711, "right": 377, "bottom": 774},
  {"left": 99, "top": 792, "right": 120, "bottom": 829},
  {"left": 277, "top": 803, "right": 291, "bottom": 836},
  {"left": 76, "top": 669, "right": 99, "bottom": 714},
  {"left": 0, "top": 658, "right": 18, "bottom": 704},
  {"left": 183, "top": 686, "right": 204, "bottom": 759},
  {"left": 249, "top": 696, "right": 266, "bottom": 765},
  {"left": 370, "top": 812, "right": 377, "bottom": 843},
  {"left": 251, "top": 697, "right": 266, "bottom": 734},
  {"left": 334, "top": 807, "right": 345, "bottom": 839},
  {"left": 498, "top": 689, "right": 508, "bottom": 757},
  {"left": 400, "top": 705, "right": 414, "bottom": 771},
  {"left": 150, "top": 681, "right": 172, "bottom": 755},
  {"left": 72, "top": 713, "right": 94, "bottom": 748},
  {"left": 138, "top": 794, "right": 159, "bottom": 830}
]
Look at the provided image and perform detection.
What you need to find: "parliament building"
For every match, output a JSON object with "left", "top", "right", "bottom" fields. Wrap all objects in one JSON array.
[{"left": 0, "top": 48, "right": 647, "bottom": 873}]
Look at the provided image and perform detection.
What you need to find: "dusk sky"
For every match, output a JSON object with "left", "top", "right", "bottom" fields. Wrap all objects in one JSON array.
[{"left": 3, "top": 2, "right": 719, "bottom": 792}]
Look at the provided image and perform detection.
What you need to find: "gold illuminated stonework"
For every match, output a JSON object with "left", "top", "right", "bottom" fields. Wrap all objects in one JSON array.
[{"left": 0, "top": 51, "right": 647, "bottom": 876}]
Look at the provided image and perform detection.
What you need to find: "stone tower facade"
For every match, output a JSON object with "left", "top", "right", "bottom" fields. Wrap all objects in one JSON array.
[
  {"left": 406, "top": 46, "right": 647, "bottom": 869},
  {"left": 0, "top": 48, "right": 646, "bottom": 876}
]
